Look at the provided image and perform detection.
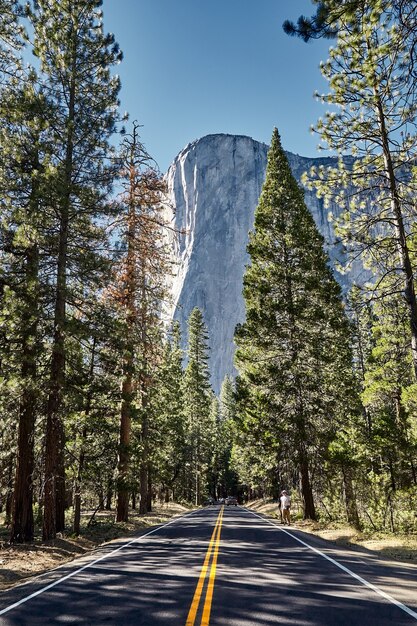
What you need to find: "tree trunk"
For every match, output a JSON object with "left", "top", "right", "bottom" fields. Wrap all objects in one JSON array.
[
  {"left": 10, "top": 238, "right": 39, "bottom": 543},
  {"left": 73, "top": 339, "right": 96, "bottom": 535},
  {"left": 373, "top": 81, "right": 417, "bottom": 379},
  {"left": 105, "top": 482, "right": 112, "bottom": 510},
  {"left": 55, "top": 419, "right": 66, "bottom": 533},
  {"left": 299, "top": 455, "right": 316, "bottom": 520},
  {"left": 73, "top": 479, "right": 82, "bottom": 536},
  {"left": 43, "top": 22, "right": 78, "bottom": 540},
  {"left": 73, "top": 426, "right": 87, "bottom": 536},
  {"left": 147, "top": 465, "right": 152, "bottom": 512},
  {"left": 4, "top": 457, "right": 14, "bottom": 526},
  {"left": 116, "top": 373, "right": 132, "bottom": 522},
  {"left": 43, "top": 281, "right": 67, "bottom": 540},
  {"left": 139, "top": 416, "right": 149, "bottom": 514},
  {"left": 342, "top": 466, "right": 361, "bottom": 530},
  {"left": 116, "top": 159, "right": 138, "bottom": 523}
]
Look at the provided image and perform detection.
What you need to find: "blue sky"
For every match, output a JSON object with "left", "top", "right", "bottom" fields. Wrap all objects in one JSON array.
[{"left": 103, "top": 0, "right": 332, "bottom": 172}]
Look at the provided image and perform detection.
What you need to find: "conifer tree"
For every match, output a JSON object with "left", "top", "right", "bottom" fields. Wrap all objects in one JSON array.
[
  {"left": 183, "top": 308, "right": 213, "bottom": 505},
  {"left": 28, "top": 0, "right": 122, "bottom": 539},
  {"left": 0, "top": 82, "right": 52, "bottom": 542},
  {"left": 0, "top": 0, "right": 23, "bottom": 83},
  {"left": 153, "top": 322, "right": 186, "bottom": 502},
  {"left": 283, "top": 1, "right": 362, "bottom": 41},
  {"left": 235, "top": 128, "right": 354, "bottom": 520},
  {"left": 303, "top": 0, "right": 417, "bottom": 379},
  {"left": 215, "top": 376, "right": 239, "bottom": 497},
  {"left": 112, "top": 122, "right": 168, "bottom": 521},
  {"left": 284, "top": 0, "right": 417, "bottom": 77},
  {"left": 362, "top": 285, "right": 417, "bottom": 488}
]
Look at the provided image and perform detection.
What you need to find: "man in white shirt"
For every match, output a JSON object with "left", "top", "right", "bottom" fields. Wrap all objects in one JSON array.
[{"left": 280, "top": 490, "right": 291, "bottom": 525}]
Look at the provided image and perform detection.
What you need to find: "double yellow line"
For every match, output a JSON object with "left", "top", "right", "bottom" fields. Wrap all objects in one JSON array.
[{"left": 185, "top": 506, "right": 224, "bottom": 626}]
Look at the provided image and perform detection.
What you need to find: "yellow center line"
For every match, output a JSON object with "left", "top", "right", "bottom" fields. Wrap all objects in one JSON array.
[
  {"left": 200, "top": 508, "right": 223, "bottom": 626},
  {"left": 185, "top": 506, "right": 224, "bottom": 626}
]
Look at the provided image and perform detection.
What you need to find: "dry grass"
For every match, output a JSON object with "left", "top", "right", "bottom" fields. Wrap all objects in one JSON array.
[{"left": 0, "top": 502, "right": 190, "bottom": 590}]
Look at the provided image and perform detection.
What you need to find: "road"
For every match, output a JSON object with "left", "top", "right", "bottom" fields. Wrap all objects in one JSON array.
[{"left": 1, "top": 506, "right": 417, "bottom": 625}]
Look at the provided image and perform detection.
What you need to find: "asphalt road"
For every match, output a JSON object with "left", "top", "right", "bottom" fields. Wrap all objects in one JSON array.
[{"left": 1, "top": 506, "right": 417, "bottom": 625}]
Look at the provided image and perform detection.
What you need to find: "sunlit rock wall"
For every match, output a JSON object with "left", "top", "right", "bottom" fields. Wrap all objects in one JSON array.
[{"left": 165, "top": 134, "right": 363, "bottom": 394}]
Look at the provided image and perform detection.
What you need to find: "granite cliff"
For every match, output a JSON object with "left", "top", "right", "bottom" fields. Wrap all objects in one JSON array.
[{"left": 165, "top": 134, "right": 363, "bottom": 393}]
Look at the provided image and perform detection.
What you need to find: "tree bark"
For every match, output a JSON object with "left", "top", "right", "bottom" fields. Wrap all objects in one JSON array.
[
  {"left": 147, "top": 465, "right": 152, "bottom": 512},
  {"left": 4, "top": 457, "right": 14, "bottom": 526},
  {"left": 372, "top": 73, "right": 417, "bottom": 379},
  {"left": 10, "top": 239, "right": 39, "bottom": 542},
  {"left": 105, "top": 482, "right": 112, "bottom": 510},
  {"left": 73, "top": 339, "right": 96, "bottom": 535},
  {"left": 115, "top": 156, "right": 138, "bottom": 523},
  {"left": 342, "top": 465, "right": 361, "bottom": 530},
  {"left": 116, "top": 372, "right": 132, "bottom": 522},
  {"left": 139, "top": 414, "right": 149, "bottom": 514},
  {"left": 299, "top": 454, "right": 316, "bottom": 520},
  {"left": 43, "top": 27, "right": 76, "bottom": 539},
  {"left": 73, "top": 425, "right": 86, "bottom": 536},
  {"left": 43, "top": 232, "right": 67, "bottom": 540}
]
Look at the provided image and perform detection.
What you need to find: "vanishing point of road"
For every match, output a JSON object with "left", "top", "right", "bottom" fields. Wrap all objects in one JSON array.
[{"left": 1, "top": 506, "right": 417, "bottom": 625}]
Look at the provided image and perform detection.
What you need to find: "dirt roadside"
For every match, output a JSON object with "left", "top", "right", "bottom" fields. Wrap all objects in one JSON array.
[
  {"left": 0, "top": 503, "right": 190, "bottom": 591},
  {"left": 245, "top": 499, "right": 417, "bottom": 563}
]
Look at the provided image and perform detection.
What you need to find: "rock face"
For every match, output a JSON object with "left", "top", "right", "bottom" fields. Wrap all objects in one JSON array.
[{"left": 165, "top": 133, "right": 362, "bottom": 394}]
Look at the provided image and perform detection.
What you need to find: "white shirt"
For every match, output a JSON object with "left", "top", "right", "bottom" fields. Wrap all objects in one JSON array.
[{"left": 280, "top": 495, "right": 291, "bottom": 509}]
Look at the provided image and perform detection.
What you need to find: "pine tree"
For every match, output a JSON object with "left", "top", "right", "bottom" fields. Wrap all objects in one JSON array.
[
  {"left": 0, "top": 81, "right": 52, "bottom": 542},
  {"left": 153, "top": 322, "right": 186, "bottom": 502},
  {"left": 215, "top": 376, "right": 239, "bottom": 498},
  {"left": 0, "top": 0, "right": 23, "bottom": 83},
  {"left": 183, "top": 308, "right": 213, "bottom": 505},
  {"left": 112, "top": 122, "right": 169, "bottom": 521},
  {"left": 304, "top": 0, "right": 417, "bottom": 379},
  {"left": 235, "top": 128, "right": 355, "bottom": 520},
  {"left": 362, "top": 285, "right": 417, "bottom": 489},
  {"left": 28, "top": 0, "right": 122, "bottom": 539},
  {"left": 284, "top": 1, "right": 417, "bottom": 77}
]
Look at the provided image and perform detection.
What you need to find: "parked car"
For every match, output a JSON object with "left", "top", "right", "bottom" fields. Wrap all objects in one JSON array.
[
  {"left": 225, "top": 496, "right": 238, "bottom": 506},
  {"left": 204, "top": 497, "right": 215, "bottom": 506}
]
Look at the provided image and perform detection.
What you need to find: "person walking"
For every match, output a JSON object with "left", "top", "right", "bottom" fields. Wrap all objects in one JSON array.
[{"left": 280, "top": 490, "right": 291, "bottom": 525}]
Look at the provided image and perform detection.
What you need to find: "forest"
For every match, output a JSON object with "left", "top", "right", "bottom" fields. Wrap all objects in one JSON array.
[{"left": 1, "top": 0, "right": 417, "bottom": 547}]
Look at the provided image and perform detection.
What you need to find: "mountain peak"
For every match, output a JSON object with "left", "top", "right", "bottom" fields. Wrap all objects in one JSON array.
[{"left": 165, "top": 133, "right": 363, "bottom": 393}]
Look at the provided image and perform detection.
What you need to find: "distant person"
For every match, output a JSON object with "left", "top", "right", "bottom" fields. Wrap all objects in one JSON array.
[{"left": 280, "top": 490, "right": 291, "bottom": 525}]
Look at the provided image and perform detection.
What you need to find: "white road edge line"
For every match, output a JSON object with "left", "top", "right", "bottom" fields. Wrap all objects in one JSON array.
[
  {"left": 0, "top": 509, "right": 201, "bottom": 617},
  {"left": 246, "top": 508, "right": 417, "bottom": 621}
]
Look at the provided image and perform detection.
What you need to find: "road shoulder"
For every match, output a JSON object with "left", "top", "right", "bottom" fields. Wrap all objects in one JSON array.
[
  {"left": 244, "top": 499, "right": 417, "bottom": 565},
  {"left": 0, "top": 503, "right": 191, "bottom": 592}
]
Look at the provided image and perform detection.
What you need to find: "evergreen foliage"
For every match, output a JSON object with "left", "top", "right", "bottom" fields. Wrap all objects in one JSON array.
[
  {"left": 0, "top": 0, "right": 23, "bottom": 83},
  {"left": 214, "top": 377, "right": 239, "bottom": 498},
  {"left": 234, "top": 128, "right": 356, "bottom": 520},
  {"left": 282, "top": 0, "right": 417, "bottom": 530},
  {"left": 183, "top": 308, "right": 214, "bottom": 505},
  {"left": 303, "top": 0, "right": 417, "bottom": 379},
  {"left": 152, "top": 322, "right": 187, "bottom": 502},
  {"left": 1, "top": 0, "right": 417, "bottom": 545},
  {"left": 111, "top": 122, "right": 169, "bottom": 520}
]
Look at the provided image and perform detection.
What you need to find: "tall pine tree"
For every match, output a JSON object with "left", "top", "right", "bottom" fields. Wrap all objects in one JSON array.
[
  {"left": 29, "top": 0, "right": 122, "bottom": 539},
  {"left": 183, "top": 308, "right": 213, "bottom": 505},
  {"left": 112, "top": 122, "right": 169, "bottom": 520},
  {"left": 235, "top": 128, "right": 355, "bottom": 519},
  {"left": 303, "top": 0, "right": 417, "bottom": 379}
]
